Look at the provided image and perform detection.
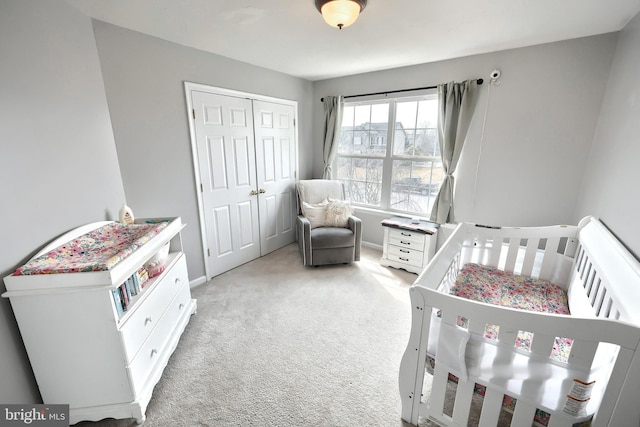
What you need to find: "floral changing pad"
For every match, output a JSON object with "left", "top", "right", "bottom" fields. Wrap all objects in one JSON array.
[{"left": 13, "top": 221, "right": 170, "bottom": 276}]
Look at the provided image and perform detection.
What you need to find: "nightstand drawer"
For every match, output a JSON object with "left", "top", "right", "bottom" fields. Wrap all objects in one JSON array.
[
  {"left": 387, "top": 245, "right": 424, "bottom": 266},
  {"left": 388, "top": 228, "right": 426, "bottom": 251}
]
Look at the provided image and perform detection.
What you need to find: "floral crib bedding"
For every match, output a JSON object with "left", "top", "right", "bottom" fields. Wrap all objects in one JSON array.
[
  {"left": 451, "top": 263, "right": 572, "bottom": 363},
  {"left": 13, "top": 221, "right": 170, "bottom": 276}
]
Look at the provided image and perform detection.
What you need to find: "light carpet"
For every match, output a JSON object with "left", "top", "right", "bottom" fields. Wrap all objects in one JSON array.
[{"left": 75, "top": 243, "right": 417, "bottom": 427}]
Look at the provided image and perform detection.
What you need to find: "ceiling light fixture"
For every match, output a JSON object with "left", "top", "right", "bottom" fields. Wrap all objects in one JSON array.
[{"left": 315, "top": 0, "right": 367, "bottom": 30}]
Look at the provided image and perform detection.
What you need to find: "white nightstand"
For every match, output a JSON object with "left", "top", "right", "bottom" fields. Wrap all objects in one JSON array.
[{"left": 380, "top": 217, "right": 439, "bottom": 274}]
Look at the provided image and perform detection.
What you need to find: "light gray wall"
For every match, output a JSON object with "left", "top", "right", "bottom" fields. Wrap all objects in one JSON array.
[
  {"left": 576, "top": 12, "right": 640, "bottom": 258},
  {"left": 91, "top": 21, "right": 314, "bottom": 283},
  {"left": 313, "top": 34, "right": 617, "bottom": 246},
  {"left": 0, "top": 0, "right": 126, "bottom": 403}
]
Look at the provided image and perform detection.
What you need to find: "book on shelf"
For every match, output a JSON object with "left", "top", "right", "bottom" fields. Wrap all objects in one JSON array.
[
  {"left": 118, "top": 284, "right": 129, "bottom": 312},
  {"left": 112, "top": 288, "right": 124, "bottom": 317},
  {"left": 136, "top": 266, "right": 150, "bottom": 289},
  {"left": 112, "top": 269, "right": 152, "bottom": 317},
  {"left": 127, "top": 275, "right": 138, "bottom": 296},
  {"left": 123, "top": 280, "right": 132, "bottom": 302},
  {"left": 112, "top": 266, "right": 156, "bottom": 316},
  {"left": 131, "top": 272, "right": 140, "bottom": 294}
]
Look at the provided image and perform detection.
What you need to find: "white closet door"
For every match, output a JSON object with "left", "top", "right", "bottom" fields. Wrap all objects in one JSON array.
[
  {"left": 253, "top": 100, "right": 297, "bottom": 255},
  {"left": 191, "top": 90, "right": 261, "bottom": 277}
]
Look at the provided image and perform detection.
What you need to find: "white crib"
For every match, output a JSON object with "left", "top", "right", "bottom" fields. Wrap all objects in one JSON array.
[{"left": 399, "top": 216, "right": 640, "bottom": 427}]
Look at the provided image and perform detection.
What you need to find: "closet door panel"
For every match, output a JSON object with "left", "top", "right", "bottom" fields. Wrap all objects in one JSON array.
[
  {"left": 254, "top": 100, "right": 297, "bottom": 255},
  {"left": 192, "top": 91, "right": 260, "bottom": 277}
]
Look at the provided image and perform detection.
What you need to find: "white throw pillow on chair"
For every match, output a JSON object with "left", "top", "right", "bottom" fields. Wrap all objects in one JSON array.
[
  {"left": 325, "top": 199, "right": 354, "bottom": 228},
  {"left": 302, "top": 199, "right": 328, "bottom": 229}
]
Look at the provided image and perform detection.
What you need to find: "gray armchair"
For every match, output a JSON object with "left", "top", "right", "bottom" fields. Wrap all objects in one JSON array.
[{"left": 296, "top": 179, "right": 362, "bottom": 266}]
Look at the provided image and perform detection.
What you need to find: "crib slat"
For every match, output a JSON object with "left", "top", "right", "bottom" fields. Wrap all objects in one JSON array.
[
  {"left": 441, "top": 309, "right": 459, "bottom": 326},
  {"left": 539, "top": 237, "right": 560, "bottom": 281},
  {"left": 499, "top": 325, "right": 519, "bottom": 348},
  {"left": 451, "top": 379, "right": 475, "bottom": 425},
  {"left": 593, "top": 280, "right": 609, "bottom": 317},
  {"left": 468, "top": 319, "right": 487, "bottom": 336},
  {"left": 504, "top": 238, "right": 520, "bottom": 274},
  {"left": 461, "top": 239, "right": 475, "bottom": 266},
  {"left": 511, "top": 400, "right": 537, "bottom": 426},
  {"left": 475, "top": 236, "right": 489, "bottom": 265},
  {"left": 585, "top": 265, "right": 596, "bottom": 297},
  {"left": 486, "top": 237, "right": 503, "bottom": 268},
  {"left": 477, "top": 387, "right": 503, "bottom": 427},
  {"left": 567, "top": 339, "right": 599, "bottom": 370},
  {"left": 575, "top": 245, "right": 585, "bottom": 276},
  {"left": 530, "top": 333, "right": 556, "bottom": 358},
  {"left": 429, "top": 366, "right": 450, "bottom": 418},
  {"left": 547, "top": 415, "right": 574, "bottom": 427},
  {"left": 521, "top": 238, "right": 540, "bottom": 277}
]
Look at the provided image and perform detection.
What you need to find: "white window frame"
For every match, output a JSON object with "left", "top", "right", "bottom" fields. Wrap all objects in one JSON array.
[{"left": 335, "top": 90, "right": 441, "bottom": 215}]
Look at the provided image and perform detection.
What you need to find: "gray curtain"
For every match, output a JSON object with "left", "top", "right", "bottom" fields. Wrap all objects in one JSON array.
[
  {"left": 322, "top": 95, "right": 343, "bottom": 179},
  {"left": 430, "top": 80, "right": 479, "bottom": 223}
]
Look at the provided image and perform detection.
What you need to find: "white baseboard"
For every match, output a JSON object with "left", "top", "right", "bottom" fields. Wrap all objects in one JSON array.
[
  {"left": 189, "top": 275, "right": 207, "bottom": 289},
  {"left": 362, "top": 241, "right": 383, "bottom": 251}
]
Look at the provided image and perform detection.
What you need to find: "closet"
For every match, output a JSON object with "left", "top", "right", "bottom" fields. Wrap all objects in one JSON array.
[{"left": 185, "top": 83, "right": 298, "bottom": 278}]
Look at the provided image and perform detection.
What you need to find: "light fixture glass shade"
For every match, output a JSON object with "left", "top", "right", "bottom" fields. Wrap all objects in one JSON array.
[{"left": 320, "top": 0, "right": 362, "bottom": 29}]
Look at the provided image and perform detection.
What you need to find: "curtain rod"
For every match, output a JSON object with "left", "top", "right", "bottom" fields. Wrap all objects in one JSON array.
[{"left": 320, "top": 78, "right": 483, "bottom": 102}]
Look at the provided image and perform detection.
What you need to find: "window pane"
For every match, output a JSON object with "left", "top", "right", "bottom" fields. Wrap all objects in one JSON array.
[
  {"left": 394, "top": 98, "right": 438, "bottom": 157},
  {"left": 396, "top": 100, "right": 418, "bottom": 129},
  {"left": 415, "top": 128, "right": 439, "bottom": 157},
  {"left": 417, "top": 99, "right": 438, "bottom": 128},
  {"left": 339, "top": 103, "right": 389, "bottom": 156},
  {"left": 341, "top": 158, "right": 383, "bottom": 207},
  {"left": 390, "top": 160, "right": 443, "bottom": 213}
]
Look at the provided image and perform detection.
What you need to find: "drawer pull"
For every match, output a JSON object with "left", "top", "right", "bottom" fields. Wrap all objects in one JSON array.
[
  {"left": 150, "top": 348, "right": 158, "bottom": 358},
  {"left": 179, "top": 303, "right": 185, "bottom": 310},
  {"left": 144, "top": 317, "right": 153, "bottom": 325},
  {"left": 400, "top": 249, "right": 410, "bottom": 253},
  {"left": 399, "top": 257, "right": 409, "bottom": 262},
  {"left": 174, "top": 278, "right": 181, "bottom": 285},
  {"left": 400, "top": 241, "right": 411, "bottom": 245},
  {"left": 401, "top": 232, "right": 412, "bottom": 236}
]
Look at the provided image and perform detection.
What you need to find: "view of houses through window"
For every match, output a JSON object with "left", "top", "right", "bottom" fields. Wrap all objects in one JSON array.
[{"left": 335, "top": 94, "right": 443, "bottom": 214}]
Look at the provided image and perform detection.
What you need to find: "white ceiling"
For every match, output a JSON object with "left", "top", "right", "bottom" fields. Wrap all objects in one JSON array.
[{"left": 64, "top": 0, "right": 640, "bottom": 81}]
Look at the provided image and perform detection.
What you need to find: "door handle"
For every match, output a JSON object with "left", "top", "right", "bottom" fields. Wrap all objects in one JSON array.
[
  {"left": 250, "top": 190, "right": 258, "bottom": 196},
  {"left": 259, "top": 188, "right": 266, "bottom": 194}
]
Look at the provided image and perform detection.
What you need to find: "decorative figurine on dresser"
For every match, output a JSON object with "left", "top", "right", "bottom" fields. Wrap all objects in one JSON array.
[
  {"left": 380, "top": 216, "right": 439, "bottom": 274},
  {"left": 2, "top": 216, "right": 197, "bottom": 425}
]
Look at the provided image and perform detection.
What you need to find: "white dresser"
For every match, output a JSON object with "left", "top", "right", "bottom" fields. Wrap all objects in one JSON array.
[
  {"left": 380, "top": 217, "right": 438, "bottom": 274},
  {"left": 2, "top": 217, "right": 197, "bottom": 425}
]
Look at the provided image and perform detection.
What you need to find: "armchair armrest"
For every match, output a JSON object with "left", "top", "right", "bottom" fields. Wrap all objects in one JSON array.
[
  {"left": 297, "top": 215, "right": 312, "bottom": 266},
  {"left": 348, "top": 215, "right": 362, "bottom": 261}
]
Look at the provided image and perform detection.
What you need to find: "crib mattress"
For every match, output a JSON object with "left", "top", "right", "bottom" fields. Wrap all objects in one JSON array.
[
  {"left": 13, "top": 221, "right": 170, "bottom": 276},
  {"left": 452, "top": 263, "right": 570, "bottom": 315}
]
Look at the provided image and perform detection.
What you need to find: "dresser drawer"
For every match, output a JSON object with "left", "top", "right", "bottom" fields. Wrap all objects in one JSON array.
[
  {"left": 387, "top": 228, "right": 426, "bottom": 251},
  {"left": 120, "top": 254, "right": 188, "bottom": 361},
  {"left": 128, "top": 281, "right": 192, "bottom": 395},
  {"left": 386, "top": 245, "right": 424, "bottom": 268}
]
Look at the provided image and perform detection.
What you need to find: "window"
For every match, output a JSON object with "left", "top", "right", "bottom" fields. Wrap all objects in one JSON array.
[{"left": 335, "top": 93, "right": 443, "bottom": 215}]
